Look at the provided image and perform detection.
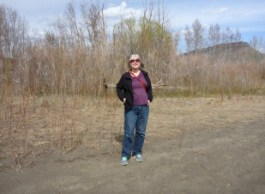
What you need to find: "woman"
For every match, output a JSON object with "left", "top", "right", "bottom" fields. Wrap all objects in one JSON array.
[{"left": 116, "top": 54, "right": 153, "bottom": 166}]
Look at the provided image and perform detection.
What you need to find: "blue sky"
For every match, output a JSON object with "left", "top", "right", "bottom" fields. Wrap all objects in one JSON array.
[{"left": 1, "top": 0, "right": 264, "bottom": 51}]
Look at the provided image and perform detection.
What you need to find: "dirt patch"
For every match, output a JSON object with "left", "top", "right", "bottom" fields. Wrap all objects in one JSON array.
[{"left": 0, "top": 119, "right": 265, "bottom": 193}]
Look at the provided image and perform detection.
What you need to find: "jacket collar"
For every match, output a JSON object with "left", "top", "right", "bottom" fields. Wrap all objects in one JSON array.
[{"left": 125, "top": 69, "right": 148, "bottom": 78}]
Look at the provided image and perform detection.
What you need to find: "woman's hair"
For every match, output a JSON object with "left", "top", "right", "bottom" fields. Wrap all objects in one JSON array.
[{"left": 128, "top": 54, "right": 144, "bottom": 69}]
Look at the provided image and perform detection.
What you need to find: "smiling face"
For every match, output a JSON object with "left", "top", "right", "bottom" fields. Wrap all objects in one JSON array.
[{"left": 129, "top": 56, "right": 141, "bottom": 71}]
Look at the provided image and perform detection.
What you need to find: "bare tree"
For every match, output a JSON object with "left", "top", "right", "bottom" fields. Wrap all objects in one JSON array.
[
  {"left": 184, "top": 25, "right": 193, "bottom": 53},
  {"left": 174, "top": 30, "right": 181, "bottom": 53},
  {"left": 64, "top": 2, "right": 82, "bottom": 47},
  {"left": 249, "top": 35, "right": 264, "bottom": 62},
  {"left": 0, "top": 5, "right": 6, "bottom": 57},
  {"left": 0, "top": 4, "right": 28, "bottom": 58},
  {"left": 208, "top": 23, "right": 221, "bottom": 55},
  {"left": 80, "top": 1, "right": 105, "bottom": 49},
  {"left": 234, "top": 28, "right": 241, "bottom": 42},
  {"left": 208, "top": 25, "right": 215, "bottom": 47},
  {"left": 221, "top": 27, "right": 228, "bottom": 44},
  {"left": 192, "top": 19, "right": 205, "bottom": 55}
]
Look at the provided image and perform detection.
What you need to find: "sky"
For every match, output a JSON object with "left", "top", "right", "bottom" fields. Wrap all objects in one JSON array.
[{"left": 1, "top": 0, "right": 265, "bottom": 52}]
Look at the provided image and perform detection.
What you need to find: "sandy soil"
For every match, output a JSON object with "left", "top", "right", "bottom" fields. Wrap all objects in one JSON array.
[{"left": 0, "top": 95, "right": 265, "bottom": 193}]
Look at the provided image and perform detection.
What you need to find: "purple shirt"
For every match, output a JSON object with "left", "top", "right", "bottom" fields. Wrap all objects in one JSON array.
[{"left": 131, "top": 71, "right": 148, "bottom": 105}]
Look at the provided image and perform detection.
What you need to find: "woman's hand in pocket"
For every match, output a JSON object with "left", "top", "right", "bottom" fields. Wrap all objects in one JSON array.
[{"left": 147, "top": 100, "right": 150, "bottom": 106}]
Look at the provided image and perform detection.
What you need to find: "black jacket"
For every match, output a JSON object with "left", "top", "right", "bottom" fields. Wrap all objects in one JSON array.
[{"left": 116, "top": 70, "right": 153, "bottom": 111}]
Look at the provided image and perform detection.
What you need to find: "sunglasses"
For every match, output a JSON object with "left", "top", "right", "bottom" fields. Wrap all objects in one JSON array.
[{"left": 130, "top": 59, "right": 140, "bottom": 63}]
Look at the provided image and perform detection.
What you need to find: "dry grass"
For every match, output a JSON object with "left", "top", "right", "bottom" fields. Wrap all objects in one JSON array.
[
  {"left": 1, "top": 95, "right": 265, "bottom": 163},
  {"left": 148, "top": 96, "right": 265, "bottom": 138}
]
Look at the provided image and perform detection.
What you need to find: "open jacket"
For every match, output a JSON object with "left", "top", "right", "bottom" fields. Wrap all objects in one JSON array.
[{"left": 116, "top": 70, "right": 153, "bottom": 111}]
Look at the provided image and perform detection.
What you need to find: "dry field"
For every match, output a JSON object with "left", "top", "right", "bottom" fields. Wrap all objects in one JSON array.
[{"left": 0, "top": 95, "right": 265, "bottom": 167}]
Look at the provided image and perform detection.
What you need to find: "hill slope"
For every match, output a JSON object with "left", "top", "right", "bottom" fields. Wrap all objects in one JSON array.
[{"left": 182, "top": 42, "right": 265, "bottom": 62}]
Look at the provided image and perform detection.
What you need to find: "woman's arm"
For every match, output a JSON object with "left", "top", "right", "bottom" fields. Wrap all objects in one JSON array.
[
  {"left": 116, "top": 74, "right": 125, "bottom": 102},
  {"left": 146, "top": 75, "right": 153, "bottom": 103}
]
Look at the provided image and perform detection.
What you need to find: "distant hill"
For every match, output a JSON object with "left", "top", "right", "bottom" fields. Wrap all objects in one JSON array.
[{"left": 181, "top": 42, "right": 265, "bottom": 62}]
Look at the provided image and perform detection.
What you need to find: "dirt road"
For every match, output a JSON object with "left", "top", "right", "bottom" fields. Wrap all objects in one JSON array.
[{"left": 1, "top": 119, "right": 265, "bottom": 194}]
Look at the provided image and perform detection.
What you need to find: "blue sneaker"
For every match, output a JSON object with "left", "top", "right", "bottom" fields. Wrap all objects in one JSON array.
[
  {"left": 121, "top": 157, "right": 128, "bottom": 166},
  {"left": 133, "top": 154, "right": 143, "bottom": 162}
]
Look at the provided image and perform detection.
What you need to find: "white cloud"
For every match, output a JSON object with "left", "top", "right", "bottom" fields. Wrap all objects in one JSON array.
[
  {"left": 179, "top": 30, "right": 187, "bottom": 34},
  {"left": 211, "top": 7, "right": 229, "bottom": 14},
  {"left": 201, "top": 7, "right": 229, "bottom": 15},
  {"left": 179, "top": 29, "right": 194, "bottom": 35},
  {"left": 202, "top": 23, "right": 210, "bottom": 29},
  {"left": 259, "top": 48, "right": 265, "bottom": 53},
  {"left": 104, "top": 2, "right": 142, "bottom": 19},
  {"left": 103, "top": 2, "right": 143, "bottom": 33},
  {"left": 174, "top": 30, "right": 188, "bottom": 40}
]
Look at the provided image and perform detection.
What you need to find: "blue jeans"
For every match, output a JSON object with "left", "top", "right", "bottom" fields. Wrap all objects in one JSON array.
[{"left": 122, "top": 105, "right": 149, "bottom": 158}]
